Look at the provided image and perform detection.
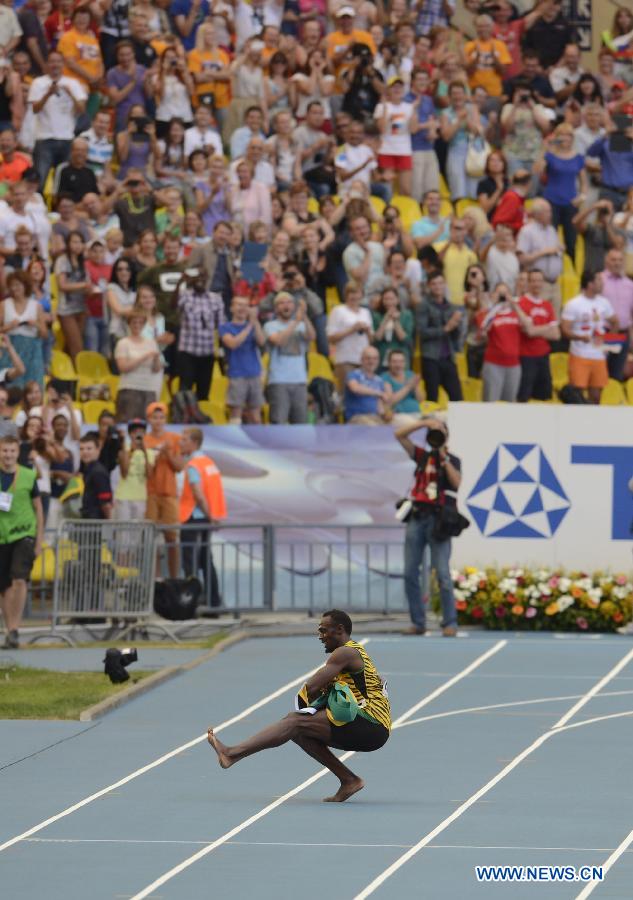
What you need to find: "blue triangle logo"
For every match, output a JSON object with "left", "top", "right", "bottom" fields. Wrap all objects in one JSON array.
[
  {"left": 468, "top": 449, "right": 499, "bottom": 497},
  {"left": 522, "top": 488, "right": 543, "bottom": 516},
  {"left": 503, "top": 443, "right": 533, "bottom": 461},
  {"left": 493, "top": 487, "right": 514, "bottom": 515},
  {"left": 540, "top": 451, "right": 568, "bottom": 497},
  {"left": 468, "top": 505, "right": 489, "bottom": 532},
  {"left": 503, "top": 465, "right": 533, "bottom": 483},
  {"left": 491, "top": 520, "right": 545, "bottom": 539},
  {"left": 547, "top": 508, "right": 569, "bottom": 533}
]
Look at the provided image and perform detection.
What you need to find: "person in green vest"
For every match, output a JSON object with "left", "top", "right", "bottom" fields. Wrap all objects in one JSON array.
[{"left": 0, "top": 434, "right": 44, "bottom": 649}]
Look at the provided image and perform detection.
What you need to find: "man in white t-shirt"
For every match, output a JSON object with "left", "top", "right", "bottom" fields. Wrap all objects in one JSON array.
[
  {"left": 28, "top": 51, "right": 87, "bottom": 190},
  {"left": 335, "top": 120, "right": 376, "bottom": 198},
  {"left": 0, "top": 181, "right": 49, "bottom": 259},
  {"left": 326, "top": 283, "right": 373, "bottom": 390},
  {"left": 342, "top": 215, "right": 386, "bottom": 303},
  {"left": 183, "top": 105, "right": 223, "bottom": 159},
  {"left": 561, "top": 270, "right": 619, "bottom": 404},
  {"left": 374, "top": 76, "right": 415, "bottom": 196}
]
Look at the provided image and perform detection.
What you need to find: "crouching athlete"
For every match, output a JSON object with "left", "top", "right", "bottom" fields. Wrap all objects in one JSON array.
[{"left": 208, "top": 609, "right": 391, "bottom": 802}]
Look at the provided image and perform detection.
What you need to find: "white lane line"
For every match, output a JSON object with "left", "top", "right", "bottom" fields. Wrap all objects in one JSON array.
[
  {"left": 558, "top": 710, "right": 633, "bottom": 733},
  {"left": 395, "top": 689, "right": 633, "bottom": 730},
  {"left": 128, "top": 640, "right": 507, "bottom": 900},
  {"left": 0, "top": 643, "right": 372, "bottom": 856},
  {"left": 353, "top": 644, "right": 633, "bottom": 900},
  {"left": 576, "top": 828, "right": 633, "bottom": 900}
]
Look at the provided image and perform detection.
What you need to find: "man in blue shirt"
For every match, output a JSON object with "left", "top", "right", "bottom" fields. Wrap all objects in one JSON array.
[
  {"left": 344, "top": 346, "right": 391, "bottom": 423},
  {"left": 411, "top": 188, "right": 450, "bottom": 250},
  {"left": 406, "top": 69, "right": 440, "bottom": 203},
  {"left": 263, "top": 292, "right": 314, "bottom": 424},
  {"left": 587, "top": 131, "right": 633, "bottom": 211},
  {"left": 171, "top": 0, "right": 211, "bottom": 51},
  {"left": 230, "top": 106, "right": 266, "bottom": 161},
  {"left": 219, "top": 296, "right": 266, "bottom": 424}
]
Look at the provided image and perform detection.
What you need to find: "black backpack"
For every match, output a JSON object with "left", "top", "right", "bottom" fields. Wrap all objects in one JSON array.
[
  {"left": 308, "top": 377, "right": 337, "bottom": 423},
  {"left": 558, "top": 384, "right": 589, "bottom": 404},
  {"left": 154, "top": 577, "right": 203, "bottom": 620}
]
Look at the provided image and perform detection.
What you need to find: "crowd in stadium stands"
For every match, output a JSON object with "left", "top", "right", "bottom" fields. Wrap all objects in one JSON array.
[{"left": 0, "top": 0, "right": 630, "bottom": 521}]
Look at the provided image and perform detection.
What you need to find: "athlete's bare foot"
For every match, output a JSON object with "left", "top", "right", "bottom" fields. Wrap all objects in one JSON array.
[
  {"left": 207, "top": 728, "right": 233, "bottom": 769},
  {"left": 323, "top": 776, "right": 365, "bottom": 802}
]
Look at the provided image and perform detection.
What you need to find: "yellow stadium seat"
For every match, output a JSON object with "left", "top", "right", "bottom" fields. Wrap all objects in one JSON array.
[
  {"left": 461, "top": 377, "right": 482, "bottom": 402},
  {"left": 626, "top": 378, "right": 633, "bottom": 405},
  {"left": 50, "top": 273, "right": 58, "bottom": 304},
  {"left": 455, "top": 352, "right": 467, "bottom": 380},
  {"left": 50, "top": 349, "right": 76, "bottom": 380},
  {"left": 550, "top": 352, "right": 568, "bottom": 390},
  {"left": 560, "top": 272, "right": 579, "bottom": 305},
  {"left": 439, "top": 174, "right": 450, "bottom": 199},
  {"left": 391, "top": 195, "right": 422, "bottom": 231},
  {"left": 43, "top": 168, "right": 55, "bottom": 210},
  {"left": 210, "top": 363, "right": 228, "bottom": 408},
  {"left": 563, "top": 253, "right": 576, "bottom": 276},
  {"left": 52, "top": 320, "right": 64, "bottom": 351},
  {"left": 326, "top": 285, "right": 340, "bottom": 313},
  {"left": 370, "top": 195, "right": 386, "bottom": 217},
  {"left": 308, "top": 351, "right": 334, "bottom": 383},
  {"left": 455, "top": 198, "right": 479, "bottom": 218},
  {"left": 437, "top": 387, "right": 449, "bottom": 409},
  {"left": 83, "top": 400, "right": 115, "bottom": 423},
  {"left": 419, "top": 400, "right": 442, "bottom": 415},
  {"left": 600, "top": 379, "right": 626, "bottom": 405},
  {"left": 575, "top": 234, "right": 585, "bottom": 275},
  {"left": 76, "top": 351, "right": 111, "bottom": 380}
]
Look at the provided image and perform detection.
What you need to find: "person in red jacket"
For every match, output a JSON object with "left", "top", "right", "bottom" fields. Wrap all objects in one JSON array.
[
  {"left": 491, "top": 169, "right": 531, "bottom": 234},
  {"left": 517, "top": 268, "right": 561, "bottom": 402}
]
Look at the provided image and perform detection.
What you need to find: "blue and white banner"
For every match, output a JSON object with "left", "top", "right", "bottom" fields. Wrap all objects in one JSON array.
[{"left": 450, "top": 404, "right": 633, "bottom": 571}]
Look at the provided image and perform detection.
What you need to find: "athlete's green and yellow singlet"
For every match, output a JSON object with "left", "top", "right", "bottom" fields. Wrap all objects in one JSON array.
[{"left": 336, "top": 640, "right": 391, "bottom": 732}]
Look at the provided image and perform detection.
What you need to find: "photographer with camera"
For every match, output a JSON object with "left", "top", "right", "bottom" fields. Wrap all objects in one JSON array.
[
  {"left": 396, "top": 417, "right": 462, "bottom": 637},
  {"left": 113, "top": 419, "right": 155, "bottom": 522},
  {"left": 340, "top": 41, "right": 385, "bottom": 125}
]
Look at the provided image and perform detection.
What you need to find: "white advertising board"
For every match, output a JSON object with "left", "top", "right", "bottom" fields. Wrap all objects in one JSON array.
[{"left": 448, "top": 404, "right": 633, "bottom": 571}]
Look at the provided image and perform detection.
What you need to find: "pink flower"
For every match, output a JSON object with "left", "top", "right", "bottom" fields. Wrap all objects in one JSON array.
[
  {"left": 616, "top": 575, "right": 627, "bottom": 586},
  {"left": 548, "top": 577, "right": 559, "bottom": 589},
  {"left": 576, "top": 616, "right": 588, "bottom": 630},
  {"left": 495, "top": 605, "right": 507, "bottom": 618},
  {"left": 525, "top": 607, "right": 538, "bottom": 619}
]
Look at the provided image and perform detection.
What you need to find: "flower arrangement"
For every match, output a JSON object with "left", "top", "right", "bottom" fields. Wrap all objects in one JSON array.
[{"left": 450, "top": 567, "right": 633, "bottom": 632}]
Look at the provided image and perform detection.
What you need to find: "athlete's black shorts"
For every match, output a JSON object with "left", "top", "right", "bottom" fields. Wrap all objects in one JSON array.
[
  {"left": 0, "top": 536, "right": 36, "bottom": 591},
  {"left": 328, "top": 715, "right": 390, "bottom": 752}
]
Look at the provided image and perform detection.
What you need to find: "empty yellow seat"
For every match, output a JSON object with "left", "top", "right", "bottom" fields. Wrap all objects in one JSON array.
[
  {"left": 308, "top": 351, "right": 334, "bottom": 383},
  {"left": 50, "top": 349, "right": 76, "bottom": 380},
  {"left": 626, "top": 378, "right": 633, "bottom": 405},
  {"left": 76, "top": 351, "right": 111, "bottom": 380},
  {"left": 370, "top": 195, "right": 386, "bottom": 217},
  {"left": 549, "top": 352, "right": 568, "bottom": 389},
  {"left": 461, "top": 377, "right": 482, "bottom": 402},
  {"left": 600, "top": 379, "right": 626, "bottom": 405},
  {"left": 391, "top": 194, "right": 422, "bottom": 231},
  {"left": 83, "top": 400, "right": 115, "bottom": 423}
]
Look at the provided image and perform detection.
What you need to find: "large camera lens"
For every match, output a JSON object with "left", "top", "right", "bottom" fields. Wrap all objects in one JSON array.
[{"left": 427, "top": 428, "right": 446, "bottom": 449}]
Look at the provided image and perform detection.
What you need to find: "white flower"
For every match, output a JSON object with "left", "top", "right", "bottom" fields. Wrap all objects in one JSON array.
[
  {"left": 536, "top": 569, "right": 551, "bottom": 581},
  {"left": 558, "top": 595, "right": 574, "bottom": 611},
  {"left": 538, "top": 584, "right": 552, "bottom": 597},
  {"left": 558, "top": 577, "right": 572, "bottom": 593},
  {"left": 508, "top": 568, "right": 524, "bottom": 578},
  {"left": 587, "top": 587, "right": 602, "bottom": 603},
  {"left": 599, "top": 577, "right": 613, "bottom": 587},
  {"left": 575, "top": 577, "right": 593, "bottom": 591},
  {"left": 613, "top": 586, "right": 629, "bottom": 600}
]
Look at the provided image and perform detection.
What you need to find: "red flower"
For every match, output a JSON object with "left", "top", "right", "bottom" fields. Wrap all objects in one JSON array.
[
  {"left": 471, "top": 606, "right": 484, "bottom": 619},
  {"left": 456, "top": 599, "right": 468, "bottom": 611},
  {"left": 495, "top": 605, "right": 507, "bottom": 618}
]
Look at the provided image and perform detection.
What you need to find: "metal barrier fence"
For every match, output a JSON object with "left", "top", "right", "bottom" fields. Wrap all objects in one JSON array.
[{"left": 24, "top": 522, "right": 409, "bottom": 621}]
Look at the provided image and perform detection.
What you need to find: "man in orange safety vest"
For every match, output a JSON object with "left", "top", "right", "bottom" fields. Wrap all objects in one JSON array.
[{"left": 179, "top": 427, "right": 226, "bottom": 608}]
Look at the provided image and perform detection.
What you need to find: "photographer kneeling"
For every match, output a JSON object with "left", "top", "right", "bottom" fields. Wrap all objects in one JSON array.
[{"left": 396, "top": 418, "right": 463, "bottom": 637}]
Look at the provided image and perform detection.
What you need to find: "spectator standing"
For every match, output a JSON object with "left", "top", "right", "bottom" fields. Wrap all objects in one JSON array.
[
  {"left": 464, "top": 14, "right": 511, "bottom": 100},
  {"left": 230, "top": 106, "right": 266, "bottom": 162},
  {"left": 374, "top": 76, "right": 415, "bottom": 197},
  {"left": 0, "top": 270, "right": 46, "bottom": 388},
  {"left": 477, "top": 150, "right": 508, "bottom": 220},
  {"left": 57, "top": 6, "right": 104, "bottom": 126},
  {"left": 230, "top": 160, "right": 272, "bottom": 234},
  {"left": 84, "top": 239, "right": 111, "bottom": 356},
  {"left": 463, "top": 263, "right": 491, "bottom": 377},
  {"left": 434, "top": 219, "right": 478, "bottom": 306},
  {"left": 113, "top": 419, "right": 154, "bottom": 522},
  {"left": 106, "top": 256, "right": 136, "bottom": 357},
  {"left": 549, "top": 43, "right": 584, "bottom": 110},
  {"left": 144, "top": 401, "right": 183, "bottom": 579},
  {"left": 114, "top": 307, "right": 163, "bottom": 422},
  {"left": 516, "top": 199, "right": 564, "bottom": 314},
  {"left": 219, "top": 296, "right": 265, "bottom": 424},
  {"left": 572, "top": 200, "right": 619, "bottom": 273},
  {"left": 534, "top": 125, "right": 587, "bottom": 261},
  {"left": 293, "top": 101, "right": 336, "bottom": 199},
  {"left": 48, "top": 413, "right": 77, "bottom": 532},
  {"left": 417, "top": 270, "right": 463, "bottom": 403},
  {"left": 478, "top": 283, "right": 524, "bottom": 402},
  {"left": 517, "top": 269, "right": 560, "bottom": 402},
  {"left": 28, "top": 52, "right": 86, "bottom": 191},
  {"left": 522, "top": 0, "right": 573, "bottom": 71},
  {"left": 440, "top": 81, "right": 482, "bottom": 201},
  {"left": 53, "top": 230, "right": 92, "bottom": 362},
  {"left": 0, "top": 130, "right": 31, "bottom": 184},
  {"left": 263, "top": 293, "right": 314, "bottom": 424},
  {"left": 187, "top": 24, "right": 232, "bottom": 134},
  {"left": 381, "top": 348, "right": 423, "bottom": 425},
  {"left": 173, "top": 0, "right": 212, "bottom": 53},
  {"left": 485, "top": 223, "right": 520, "bottom": 293},
  {"left": 561, "top": 271, "right": 619, "bottom": 403},
  {"left": 500, "top": 84, "right": 552, "bottom": 184},
  {"left": 151, "top": 47, "right": 195, "bottom": 138},
  {"left": 106, "top": 41, "right": 149, "bottom": 135},
  {"left": 406, "top": 68, "right": 440, "bottom": 203},
  {"left": 176, "top": 269, "right": 225, "bottom": 401},
  {"left": 113, "top": 171, "right": 158, "bottom": 249},
  {"left": 0, "top": 433, "right": 43, "bottom": 649},
  {"left": 342, "top": 215, "right": 385, "bottom": 303},
  {"left": 326, "top": 282, "right": 372, "bottom": 391},
  {"left": 600, "top": 249, "right": 633, "bottom": 382},
  {"left": 54, "top": 138, "right": 99, "bottom": 203},
  {"left": 79, "top": 109, "right": 115, "bottom": 183},
  {"left": 334, "top": 119, "right": 376, "bottom": 199},
  {"left": 371, "top": 286, "right": 414, "bottom": 368},
  {"left": 585, "top": 130, "right": 633, "bottom": 212},
  {"left": 179, "top": 426, "right": 225, "bottom": 609}
]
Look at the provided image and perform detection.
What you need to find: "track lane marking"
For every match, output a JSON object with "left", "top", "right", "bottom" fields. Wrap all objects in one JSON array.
[
  {"left": 353, "top": 644, "right": 633, "bottom": 900},
  {"left": 0, "top": 641, "right": 371, "bottom": 854},
  {"left": 128, "top": 640, "right": 507, "bottom": 900}
]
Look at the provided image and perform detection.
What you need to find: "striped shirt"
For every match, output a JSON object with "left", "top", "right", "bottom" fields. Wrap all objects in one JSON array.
[{"left": 336, "top": 640, "right": 391, "bottom": 732}]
